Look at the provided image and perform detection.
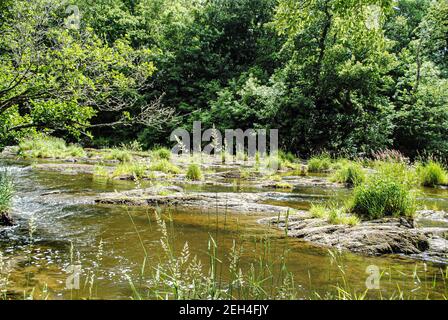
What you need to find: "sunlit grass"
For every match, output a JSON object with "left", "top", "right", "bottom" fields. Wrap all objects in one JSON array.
[
  {"left": 104, "top": 148, "right": 133, "bottom": 163},
  {"left": 308, "top": 154, "right": 332, "bottom": 173},
  {"left": 18, "top": 135, "right": 85, "bottom": 159},
  {"left": 349, "top": 162, "right": 417, "bottom": 219},
  {"left": 150, "top": 159, "right": 181, "bottom": 174},
  {"left": 0, "top": 172, "right": 13, "bottom": 226},
  {"left": 112, "top": 162, "right": 149, "bottom": 179},
  {"left": 331, "top": 162, "right": 365, "bottom": 186},
  {"left": 152, "top": 147, "right": 172, "bottom": 160},
  {"left": 310, "top": 204, "right": 360, "bottom": 226},
  {"left": 416, "top": 161, "right": 447, "bottom": 187},
  {"left": 186, "top": 163, "right": 203, "bottom": 181}
]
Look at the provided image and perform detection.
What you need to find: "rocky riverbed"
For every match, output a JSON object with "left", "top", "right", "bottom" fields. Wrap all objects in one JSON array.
[{"left": 1, "top": 150, "right": 447, "bottom": 264}]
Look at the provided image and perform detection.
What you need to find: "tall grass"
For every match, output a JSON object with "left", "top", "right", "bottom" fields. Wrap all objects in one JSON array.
[
  {"left": 349, "top": 162, "right": 417, "bottom": 220},
  {"left": 310, "top": 204, "right": 360, "bottom": 226},
  {"left": 152, "top": 147, "right": 172, "bottom": 160},
  {"left": 112, "top": 163, "right": 149, "bottom": 179},
  {"left": 150, "top": 159, "right": 181, "bottom": 174},
  {"left": 18, "top": 135, "right": 85, "bottom": 159},
  {"left": 104, "top": 148, "right": 133, "bottom": 163},
  {"left": 331, "top": 162, "right": 365, "bottom": 186},
  {"left": 186, "top": 163, "right": 203, "bottom": 181},
  {"left": 127, "top": 210, "right": 298, "bottom": 300},
  {"left": 416, "top": 161, "right": 447, "bottom": 187},
  {"left": 0, "top": 172, "right": 13, "bottom": 225},
  {"left": 308, "top": 154, "right": 332, "bottom": 173}
]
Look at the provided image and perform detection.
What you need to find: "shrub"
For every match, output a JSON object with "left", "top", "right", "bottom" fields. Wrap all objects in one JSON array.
[
  {"left": 416, "top": 161, "right": 447, "bottom": 187},
  {"left": 18, "top": 135, "right": 86, "bottom": 159},
  {"left": 308, "top": 155, "right": 331, "bottom": 173},
  {"left": 331, "top": 162, "right": 365, "bottom": 186},
  {"left": 186, "top": 163, "right": 203, "bottom": 181},
  {"left": 349, "top": 164, "right": 417, "bottom": 220},
  {"left": 152, "top": 147, "right": 172, "bottom": 160},
  {"left": 150, "top": 160, "right": 181, "bottom": 174},
  {"left": 104, "top": 149, "right": 133, "bottom": 163}
]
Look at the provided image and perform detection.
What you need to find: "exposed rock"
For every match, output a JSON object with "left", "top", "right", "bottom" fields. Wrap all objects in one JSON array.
[
  {"left": 258, "top": 176, "right": 343, "bottom": 189},
  {"left": 96, "top": 188, "right": 294, "bottom": 214},
  {"left": 417, "top": 210, "right": 448, "bottom": 224},
  {"left": 260, "top": 215, "right": 431, "bottom": 257},
  {"left": 419, "top": 237, "right": 448, "bottom": 262}
]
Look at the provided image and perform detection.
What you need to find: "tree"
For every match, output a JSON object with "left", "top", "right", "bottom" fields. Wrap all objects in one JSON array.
[
  {"left": 254, "top": 0, "right": 396, "bottom": 155},
  {"left": 393, "top": 0, "right": 448, "bottom": 157},
  {"left": 0, "top": 0, "right": 172, "bottom": 147}
]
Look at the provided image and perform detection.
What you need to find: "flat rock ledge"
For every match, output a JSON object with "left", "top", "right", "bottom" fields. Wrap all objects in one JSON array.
[
  {"left": 95, "top": 187, "right": 293, "bottom": 214},
  {"left": 259, "top": 215, "right": 442, "bottom": 259}
]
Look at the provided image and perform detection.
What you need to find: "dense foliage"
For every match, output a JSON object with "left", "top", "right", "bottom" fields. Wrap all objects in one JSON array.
[{"left": 0, "top": 0, "right": 447, "bottom": 158}]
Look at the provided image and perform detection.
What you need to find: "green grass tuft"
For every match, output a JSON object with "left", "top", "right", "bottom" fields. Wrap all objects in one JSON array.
[
  {"left": 331, "top": 162, "right": 365, "bottom": 186},
  {"left": 274, "top": 182, "right": 294, "bottom": 190},
  {"left": 186, "top": 163, "right": 203, "bottom": 181},
  {"left": 0, "top": 172, "right": 13, "bottom": 213},
  {"left": 416, "top": 161, "right": 447, "bottom": 187},
  {"left": 152, "top": 147, "right": 172, "bottom": 160},
  {"left": 349, "top": 163, "right": 417, "bottom": 220},
  {"left": 308, "top": 155, "right": 332, "bottom": 173},
  {"left": 150, "top": 159, "right": 181, "bottom": 174},
  {"left": 104, "top": 149, "right": 133, "bottom": 163},
  {"left": 113, "top": 163, "right": 149, "bottom": 179},
  {"left": 310, "top": 204, "right": 359, "bottom": 226},
  {"left": 18, "top": 135, "right": 86, "bottom": 159}
]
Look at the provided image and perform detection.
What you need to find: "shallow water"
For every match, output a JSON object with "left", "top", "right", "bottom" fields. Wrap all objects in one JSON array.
[{"left": 0, "top": 160, "right": 447, "bottom": 300}]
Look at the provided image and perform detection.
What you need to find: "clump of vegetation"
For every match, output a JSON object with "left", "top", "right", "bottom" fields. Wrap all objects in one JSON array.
[
  {"left": 331, "top": 162, "right": 365, "bottom": 186},
  {"left": 239, "top": 168, "right": 252, "bottom": 179},
  {"left": 152, "top": 147, "right": 172, "bottom": 160},
  {"left": 372, "top": 149, "right": 409, "bottom": 164},
  {"left": 349, "top": 163, "right": 417, "bottom": 220},
  {"left": 269, "top": 174, "right": 282, "bottom": 182},
  {"left": 93, "top": 165, "right": 110, "bottom": 178},
  {"left": 120, "top": 140, "right": 143, "bottom": 152},
  {"left": 310, "top": 204, "right": 359, "bottom": 226},
  {"left": 18, "top": 135, "right": 86, "bottom": 159},
  {"left": 104, "top": 148, "right": 133, "bottom": 163},
  {"left": 0, "top": 173, "right": 13, "bottom": 226},
  {"left": 127, "top": 211, "right": 298, "bottom": 300},
  {"left": 186, "top": 163, "right": 203, "bottom": 181},
  {"left": 308, "top": 155, "right": 332, "bottom": 173},
  {"left": 416, "top": 161, "right": 447, "bottom": 187},
  {"left": 150, "top": 160, "right": 181, "bottom": 174},
  {"left": 278, "top": 150, "right": 297, "bottom": 163},
  {"left": 265, "top": 154, "right": 296, "bottom": 171},
  {"left": 274, "top": 182, "right": 294, "bottom": 190},
  {"left": 113, "top": 163, "right": 149, "bottom": 179}
]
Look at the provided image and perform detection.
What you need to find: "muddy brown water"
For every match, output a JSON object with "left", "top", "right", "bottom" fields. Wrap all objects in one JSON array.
[{"left": 0, "top": 160, "right": 447, "bottom": 300}]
